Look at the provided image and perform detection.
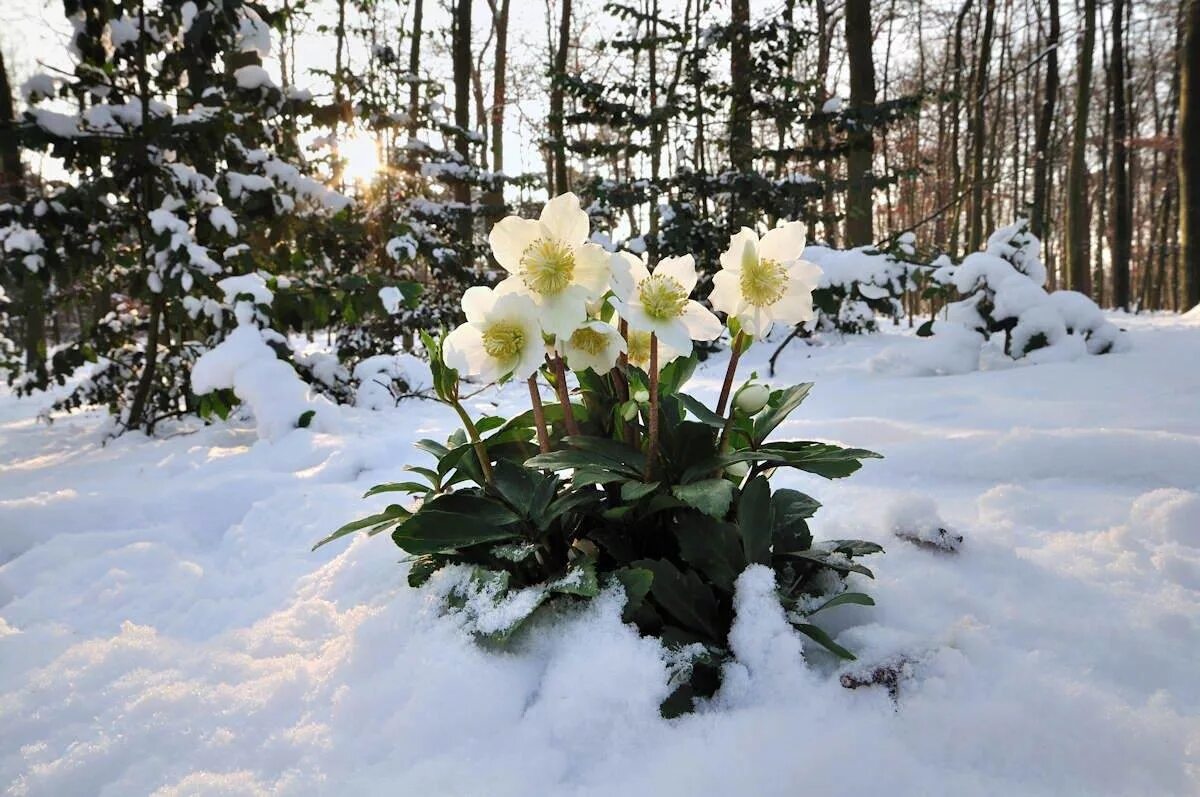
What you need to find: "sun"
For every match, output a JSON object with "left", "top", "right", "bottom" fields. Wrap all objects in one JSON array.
[{"left": 338, "top": 131, "right": 383, "bottom": 186}]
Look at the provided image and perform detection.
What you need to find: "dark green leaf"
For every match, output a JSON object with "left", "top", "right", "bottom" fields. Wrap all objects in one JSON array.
[
  {"left": 314, "top": 503, "right": 410, "bottom": 550},
  {"left": 672, "top": 478, "right": 734, "bottom": 519},
  {"left": 363, "top": 481, "right": 430, "bottom": 498},
  {"left": 621, "top": 480, "right": 660, "bottom": 502},
  {"left": 633, "top": 558, "right": 721, "bottom": 641},
  {"left": 674, "top": 513, "right": 746, "bottom": 593},
  {"left": 391, "top": 493, "right": 520, "bottom": 555},
  {"left": 808, "top": 592, "right": 875, "bottom": 614},
  {"left": 562, "top": 435, "right": 647, "bottom": 475},
  {"left": 611, "top": 566, "right": 654, "bottom": 621},
  {"left": 677, "top": 393, "right": 726, "bottom": 427},
  {"left": 738, "top": 475, "right": 773, "bottom": 565},
  {"left": 793, "top": 622, "right": 856, "bottom": 660},
  {"left": 296, "top": 410, "right": 316, "bottom": 428}
]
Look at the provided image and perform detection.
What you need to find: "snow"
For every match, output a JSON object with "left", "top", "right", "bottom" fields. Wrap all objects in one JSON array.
[
  {"left": 233, "top": 65, "right": 275, "bottom": 91},
  {"left": 378, "top": 286, "right": 404, "bottom": 315},
  {"left": 20, "top": 73, "right": 56, "bottom": 103},
  {"left": 2, "top": 314, "right": 1200, "bottom": 794}
]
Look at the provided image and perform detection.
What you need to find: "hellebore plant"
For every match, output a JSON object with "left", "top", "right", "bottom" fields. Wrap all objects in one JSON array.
[{"left": 318, "top": 194, "right": 883, "bottom": 715}]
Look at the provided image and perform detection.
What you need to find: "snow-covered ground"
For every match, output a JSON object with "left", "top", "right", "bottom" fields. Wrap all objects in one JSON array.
[{"left": 2, "top": 314, "right": 1198, "bottom": 796}]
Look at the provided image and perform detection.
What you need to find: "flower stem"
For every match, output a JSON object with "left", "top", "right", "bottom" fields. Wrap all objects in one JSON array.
[
  {"left": 449, "top": 395, "right": 494, "bottom": 486},
  {"left": 715, "top": 330, "right": 747, "bottom": 417},
  {"left": 645, "top": 332, "right": 660, "bottom": 482},
  {"left": 527, "top": 374, "right": 551, "bottom": 453},
  {"left": 551, "top": 354, "right": 582, "bottom": 437}
]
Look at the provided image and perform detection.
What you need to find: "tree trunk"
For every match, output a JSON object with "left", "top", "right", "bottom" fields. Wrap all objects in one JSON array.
[
  {"left": 1066, "top": 0, "right": 1097, "bottom": 294},
  {"left": 550, "top": 0, "right": 571, "bottom": 194},
  {"left": 728, "top": 0, "right": 752, "bottom": 228},
  {"left": 1030, "top": 0, "right": 1060, "bottom": 243},
  {"left": 452, "top": 0, "right": 473, "bottom": 246},
  {"left": 1110, "top": 0, "right": 1132, "bottom": 309},
  {"left": 966, "top": 0, "right": 996, "bottom": 252},
  {"left": 489, "top": 0, "right": 510, "bottom": 179},
  {"left": 1181, "top": 0, "right": 1200, "bottom": 309},
  {"left": 407, "top": 0, "right": 423, "bottom": 137},
  {"left": 844, "top": 0, "right": 876, "bottom": 247},
  {"left": 949, "top": 0, "right": 973, "bottom": 255}
]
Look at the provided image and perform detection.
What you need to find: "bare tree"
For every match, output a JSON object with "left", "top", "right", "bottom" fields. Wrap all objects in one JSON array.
[{"left": 844, "top": 0, "right": 876, "bottom": 246}]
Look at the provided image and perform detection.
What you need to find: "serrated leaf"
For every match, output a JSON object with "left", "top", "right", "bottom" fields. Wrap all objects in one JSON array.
[
  {"left": 676, "top": 393, "right": 725, "bottom": 427},
  {"left": 671, "top": 478, "right": 734, "bottom": 519},
  {"left": 751, "top": 383, "right": 813, "bottom": 444},
  {"left": 674, "top": 513, "right": 745, "bottom": 593}
]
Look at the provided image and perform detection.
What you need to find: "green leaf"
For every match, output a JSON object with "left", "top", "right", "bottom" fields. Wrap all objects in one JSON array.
[
  {"left": 677, "top": 393, "right": 726, "bottom": 428},
  {"left": 549, "top": 560, "right": 600, "bottom": 597},
  {"left": 407, "top": 555, "right": 442, "bottom": 587},
  {"left": 525, "top": 449, "right": 641, "bottom": 479},
  {"left": 674, "top": 513, "right": 746, "bottom": 593},
  {"left": 792, "top": 622, "right": 856, "bottom": 660},
  {"left": 363, "top": 481, "right": 430, "bottom": 498},
  {"left": 633, "top": 558, "right": 721, "bottom": 641},
  {"left": 671, "top": 478, "right": 734, "bottom": 519},
  {"left": 611, "top": 566, "right": 654, "bottom": 620},
  {"left": 778, "top": 549, "right": 876, "bottom": 579},
  {"left": 771, "top": 488, "right": 818, "bottom": 551},
  {"left": 296, "top": 409, "right": 316, "bottom": 428},
  {"left": 562, "top": 435, "right": 647, "bottom": 475},
  {"left": 751, "top": 383, "right": 813, "bottom": 444},
  {"left": 490, "top": 459, "right": 558, "bottom": 521},
  {"left": 827, "top": 539, "right": 886, "bottom": 557},
  {"left": 738, "top": 475, "right": 773, "bottom": 565},
  {"left": 314, "top": 503, "right": 410, "bottom": 550},
  {"left": 808, "top": 592, "right": 875, "bottom": 614},
  {"left": 621, "top": 480, "right": 660, "bottom": 502},
  {"left": 391, "top": 493, "right": 520, "bottom": 555},
  {"left": 756, "top": 441, "right": 883, "bottom": 479}
]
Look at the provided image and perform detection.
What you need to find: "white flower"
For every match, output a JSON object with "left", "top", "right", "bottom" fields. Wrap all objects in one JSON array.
[
  {"left": 559, "top": 319, "right": 625, "bottom": 374},
  {"left": 610, "top": 253, "right": 722, "bottom": 357},
  {"left": 488, "top": 192, "right": 612, "bottom": 339},
  {"left": 709, "top": 222, "right": 823, "bottom": 339},
  {"left": 443, "top": 286, "right": 544, "bottom": 383},
  {"left": 625, "top": 327, "right": 683, "bottom": 369}
]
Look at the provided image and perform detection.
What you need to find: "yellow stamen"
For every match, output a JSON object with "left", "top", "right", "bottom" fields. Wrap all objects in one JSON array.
[
  {"left": 482, "top": 320, "right": 526, "bottom": 361},
  {"left": 638, "top": 274, "right": 688, "bottom": 321},
  {"left": 569, "top": 326, "right": 608, "bottom": 356},
  {"left": 740, "top": 256, "right": 788, "bottom": 307},
  {"left": 520, "top": 238, "right": 576, "bottom": 296},
  {"left": 627, "top": 329, "right": 652, "bottom": 368}
]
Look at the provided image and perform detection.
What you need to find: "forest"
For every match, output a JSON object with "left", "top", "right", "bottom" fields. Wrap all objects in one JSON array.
[
  {"left": 1, "top": 0, "right": 1197, "bottom": 432},
  {"left": 1, "top": 1, "right": 1199, "bottom": 795}
]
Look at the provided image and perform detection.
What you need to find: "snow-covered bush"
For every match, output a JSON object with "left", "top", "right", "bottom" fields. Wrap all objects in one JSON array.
[
  {"left": 321, "top": 195, "right": 883, "bottom": 715},
  {"left": 804, "top": 242, "right": 910, "bottom": 333},
  {"left": 919, "top": 219, "right": 1128, "bottom": 363}
]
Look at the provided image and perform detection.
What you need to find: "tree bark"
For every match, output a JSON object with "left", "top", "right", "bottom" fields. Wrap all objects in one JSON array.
[
  {"left": 844, "top": 0, "right": 876, "bottom": 247},
  {"left": 549, "top": 0, "right": 571, "bottom": 194},
  {"left": 1030, "top": 0, "right": 1060, "bottom": 243},
  {"left": 966, "top": 0, "right": 996, "bottom": 252},
  {"left": 729, "top": 0, "right": 752, "bottom": 175},
  {"left": 452, "top": 0, "right": 473, "bottom": 245},
  {"left": 1066, "top": 0, "right": 1097, "bottom": 294},
  {"left": 1110, "top": 0, "right": 1133, "bottom": 309},
  {"left": 1181, "top": 0, "right": 1200, "bottom": 309},
  {"left": 407, "top": 0, "right": 423, "bottom": 137},
  {"left": 948, "top": 0, "right": 974, "bottom": 255}
]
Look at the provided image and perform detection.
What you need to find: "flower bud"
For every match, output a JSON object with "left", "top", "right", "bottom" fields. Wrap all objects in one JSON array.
[
  {"left": 633, "top": 388, "right": 650, "bottom": 404},
  {"left": 621, "top": 400, "right": 639, "bottom": 422},
  {"left": 734, "top": 381, "right": 771, "bottom": 415}
]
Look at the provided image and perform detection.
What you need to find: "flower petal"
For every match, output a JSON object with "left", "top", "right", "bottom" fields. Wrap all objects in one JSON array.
[
  {"left": 539, "top": 192, "right": 589, "bottom": 244},
  {"left": 655, "top": 254, "right": 698, "bottom": 296},
  {"left": 759, "top": 221, "right": 807, "bottom": 264},
  {"left": 651, "top": 318, "right": 694, "bottom": 354},
  {"left": 460, "top": 285, "right": 498, "bottom": 323},
  {"left": 443, "top": 322, "right": 487, "bottom": 377},
  {"left": 535, "top": 290, "right": 589, "bottom": 340},
  {"left": 720, "top": 227, "right": 758, "bottom": 273},
  {"left": 489, "top": 216, "right": 541, "bottom": 273},
  {"left": 573, "top": 242, "right": 613, "bottom": 298},
  {"left": 681, "top": 301, "right": 723, "bottom": 341},
  {"left": 610, "top": 252, "right": 649, "bottom": 300},
  {"left": 708, "top": 270, "right": 741, "bottom": 316}
]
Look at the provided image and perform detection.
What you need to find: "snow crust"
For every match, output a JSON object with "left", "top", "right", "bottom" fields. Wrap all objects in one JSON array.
[{"left": 1, "top": 313, "right": 1198, "bottom": 795}]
